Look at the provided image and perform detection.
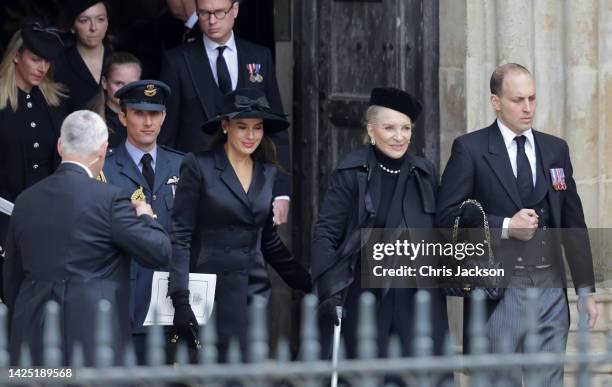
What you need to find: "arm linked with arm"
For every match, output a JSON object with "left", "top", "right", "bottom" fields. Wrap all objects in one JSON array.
[
  {"left": 436, "top": 139, "right": 504, "bottom": 244},
  {"left": 261, "top": 208, "right": 311, "bottom": 292}
]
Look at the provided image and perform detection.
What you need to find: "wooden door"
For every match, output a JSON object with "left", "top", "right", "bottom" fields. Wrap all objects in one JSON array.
[{"left": 292, "top": 0, "right": 440, "bottom": 267}]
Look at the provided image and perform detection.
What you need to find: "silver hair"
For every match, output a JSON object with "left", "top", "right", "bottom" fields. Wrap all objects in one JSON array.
[
  {"left": 363, "top": 105, "right": 410, "bottom": 144},
  {"left": 60, "top": 110, "right": 108, "bottom": 157}
]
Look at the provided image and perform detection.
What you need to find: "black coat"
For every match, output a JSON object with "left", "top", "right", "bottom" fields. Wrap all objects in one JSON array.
[
  {"left": 0, "top": 87, "right": 66, "bottom": 275},
  {"left": 54, "top": 45, "right": 110, "bottom": 112},
  {"left": 158, "top": 37, "right": 290, "bottom": 197},
  {"left": 311, "top": 146, "right": 448, "bottom": 357},
  {"left": 3, "top": 163, "right": 171, "bottom": 366},
  {"left": 169, "top": 147, "right": 310, "bottom": 355},
  {"left": 0, "top": 87, "right": 65, "bottom": 204}
]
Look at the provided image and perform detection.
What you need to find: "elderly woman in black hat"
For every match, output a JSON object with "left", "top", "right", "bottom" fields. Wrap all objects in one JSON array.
[
  {"left": 54, "top": 0, "right": 110, "bottom": 112},
  {"left": 0, "top": 19, "right": 67, "bottom": 281},
  {"left": 312, "top": 87, "right": 449, "bottom": 360},
  {"left": 168, "top": 88, "right": 311, "bottom": 359}
]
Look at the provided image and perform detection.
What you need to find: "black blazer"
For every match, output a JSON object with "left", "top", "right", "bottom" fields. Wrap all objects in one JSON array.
[
  {"left": 3, "top": 163, "right": 171, "bottom": 366},
  {"left": 159, "top": 37, "right": 290, "bottom": 196},
  {"left": 54, "top": 45, "right": 110, "bottom": 112},
  {"left": 169, "top": 147, "right": 309, "bottom": 349},
  {"left": 436, "top": 122, "right": 594, "bottom": 290}
]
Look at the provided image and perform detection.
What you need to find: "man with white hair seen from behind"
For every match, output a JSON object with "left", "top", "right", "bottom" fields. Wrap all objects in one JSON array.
[{"left": 3, "top": 110, "right": 172, "bottom": 366}]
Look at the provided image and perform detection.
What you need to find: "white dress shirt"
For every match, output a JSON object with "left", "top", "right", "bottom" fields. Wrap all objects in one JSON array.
[
  {"left": 497, "top": 118, "right": 536, "bottom": 238},
  {"left": 203, "top": 31, "right": 238, "bottom": 91}
]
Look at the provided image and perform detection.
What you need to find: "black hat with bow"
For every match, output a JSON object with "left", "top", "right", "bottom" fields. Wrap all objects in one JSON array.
[
  {"left": 20, "top": 18, "right": 64, "bottom": 61},
  {"left": 201, "top": 88, "right": 289, "bottom": 134}
]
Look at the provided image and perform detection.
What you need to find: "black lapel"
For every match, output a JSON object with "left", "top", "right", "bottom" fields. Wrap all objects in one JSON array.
[
  {"left": 66, "top": 45, "right": 104, "bottom": 88},
  {"left": 482, "top": 123, "right": 523, "bottom": 209},
  {"left": 533, "top": 131, "right": 561, "bottom": 226},
  {"left": 115, "top": 143, "right": 148, "bottom": 190},
  {"left": 357, "top": 168, "right": 369, "bottom": 226},
  {"left": 183, "top": 41, "right": 222, "bottom": 120},
  {"left": 235, "top": 38, "right": 247, "bottom": 89},
  {"left": 247, "top": 159, "right": 267, "bottom": 204},
  {"left": 214, "top": 147, "right": 251, "bottom": 210}
]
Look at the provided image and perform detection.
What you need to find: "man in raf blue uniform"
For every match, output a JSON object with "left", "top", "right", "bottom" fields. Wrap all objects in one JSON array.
[{"left": 103, "top": 79, "right": 184, "bottom": 364}]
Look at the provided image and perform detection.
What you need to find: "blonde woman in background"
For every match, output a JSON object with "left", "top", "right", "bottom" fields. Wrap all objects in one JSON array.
[{"left": 0, "top": 19, "right": 67, "bottom": 300}]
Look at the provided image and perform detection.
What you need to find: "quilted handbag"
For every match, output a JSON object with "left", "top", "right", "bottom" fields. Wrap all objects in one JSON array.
[{"left": 443, "top": 199, "right": 505, "bottom": 300}]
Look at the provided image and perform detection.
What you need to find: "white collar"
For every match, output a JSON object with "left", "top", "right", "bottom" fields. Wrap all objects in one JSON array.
[
  {"left": 203, "top": 30, "right": 236, "bottom": 54},
  {"left": 62, "top": 161, "right": 94, "bottom": 178},
  {"left": 185, "top": 11, "right": 198, "bottom": 29},
  {"left": 497, "top": 118, "right": 534, "bottom": 150}
]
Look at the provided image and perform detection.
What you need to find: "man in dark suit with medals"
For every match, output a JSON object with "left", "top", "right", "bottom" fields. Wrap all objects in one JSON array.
[
  {"left": 3, "top": 109, "right": 171, "bottom": 366},
  {"left": 159, "top": 0, "right": 291, "bottom": 302},
  {"left": 103, "top": 79, "right": 184, "bottom": 365},
  {"left": 436, "top": 63, "right": 598, "bottom": 386}
]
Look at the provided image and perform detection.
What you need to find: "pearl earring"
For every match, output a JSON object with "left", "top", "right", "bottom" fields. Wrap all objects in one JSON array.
[
  {"left": 223, "top": 130, "right": 227, "bottom": 134},
  {"left": 370, "top": 138, "right": 375, "bottom": 146}
]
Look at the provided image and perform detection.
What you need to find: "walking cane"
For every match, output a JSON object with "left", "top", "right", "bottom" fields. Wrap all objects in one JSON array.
[{"left": 331, "top": 306, "right": 343, "bottom": 387}]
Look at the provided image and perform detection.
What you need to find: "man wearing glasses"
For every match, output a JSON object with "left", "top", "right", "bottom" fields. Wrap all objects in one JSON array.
[{"left": 159, "top": 0, "right": 291, "bottom": 301}]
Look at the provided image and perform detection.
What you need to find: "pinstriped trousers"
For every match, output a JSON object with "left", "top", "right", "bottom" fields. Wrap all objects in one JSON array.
[{"left": 487, "top": 268, "right": 568, "bottom": 386}]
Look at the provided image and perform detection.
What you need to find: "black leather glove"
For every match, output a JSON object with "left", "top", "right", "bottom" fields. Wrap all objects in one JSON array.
[
  {"left": 296, "top": 269, "right": 313, "bottom": 293},
  {"left": 318, "top": 291, "right": 345, "bottom": 327},
  {"left": 171, "top": 291, "right": 199, "bottom": 348}
]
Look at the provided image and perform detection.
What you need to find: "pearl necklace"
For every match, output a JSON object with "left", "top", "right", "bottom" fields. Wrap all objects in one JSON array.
[{"left": 378, "top": 163, "right": 401, "bottom": 174}]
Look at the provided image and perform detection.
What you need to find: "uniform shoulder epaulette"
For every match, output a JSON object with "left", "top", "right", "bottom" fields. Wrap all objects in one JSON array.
[{"left": 159, "top": 144, "right": 185, "bottom": 156}]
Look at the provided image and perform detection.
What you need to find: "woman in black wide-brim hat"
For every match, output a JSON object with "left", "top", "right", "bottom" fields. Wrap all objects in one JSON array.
[
  {"left": 168, "top": 88, "right": 311, "bottom": 360},
  {"left": 312, "top": 87, "right": 450, "bottom": 363}
]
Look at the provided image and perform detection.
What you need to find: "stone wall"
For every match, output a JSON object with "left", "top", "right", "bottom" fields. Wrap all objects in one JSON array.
[{"left": 440, "top": 1, "right": 612, "bottom": 384}]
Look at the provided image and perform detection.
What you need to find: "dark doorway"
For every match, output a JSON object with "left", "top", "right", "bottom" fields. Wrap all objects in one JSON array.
[{"left": 234, "top": 0, "right": 276, "bottom": 58}]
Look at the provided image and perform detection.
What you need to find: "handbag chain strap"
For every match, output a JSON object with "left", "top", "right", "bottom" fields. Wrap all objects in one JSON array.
[{"left": 451, "top": 199, "right": 495, "bottom": 264}]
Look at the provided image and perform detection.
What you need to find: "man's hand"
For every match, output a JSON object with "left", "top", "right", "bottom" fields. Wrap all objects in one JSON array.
[
  {"left": 272, "top": 198, "right": 290, "bottom": 226},
  {"left": 578, "top": 295, "right": 598, "bottom": 329},
  {"left": 508, "top": 209, "right": 539, "bottom": 241},
  {"left": 132, "top": 200, "right": 155, "bottom": 218}
]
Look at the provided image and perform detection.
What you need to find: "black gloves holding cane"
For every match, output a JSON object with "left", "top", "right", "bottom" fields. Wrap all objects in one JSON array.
[{"left": 318, "top": 291, "right": 345, "bottom": 326}]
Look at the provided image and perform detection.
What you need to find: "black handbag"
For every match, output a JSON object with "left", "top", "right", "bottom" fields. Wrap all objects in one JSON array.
[{"left": 443, "top": 199, "right": 505, "bottom": 300}]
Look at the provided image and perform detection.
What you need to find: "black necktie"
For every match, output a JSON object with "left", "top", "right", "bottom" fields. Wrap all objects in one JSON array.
[
  {"left": 515, "top": 135, "right": 533, "bottom": 203},
  {"left": 141, "top": 153, "right": 155, "bottom": 190},
  {"left": 216, "top": 46, "right": 232, "bottom": 94}
]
